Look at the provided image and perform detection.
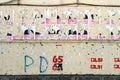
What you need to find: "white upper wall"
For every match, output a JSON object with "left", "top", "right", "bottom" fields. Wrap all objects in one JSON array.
[
  {"left": 20, "top": 0, "right": 76, "bottom": 4},
  {"left": 79, "top": 0, "right": 120, "bottom": 5},
  {"left": 0, "top": 0, "right": 12, "bottom": 3},
  {"left": 0, "top": 0, "right": 120, "bottom": 5},
  {"left": 20, "top": 0, "right": 120, "bottom": 5}
]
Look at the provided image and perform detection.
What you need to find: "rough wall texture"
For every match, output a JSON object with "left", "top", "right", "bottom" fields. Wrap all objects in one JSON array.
[
  {"left": 0, "top": 0, "right": 120, "bottom": 77},
  {"left": 1, "top": 75, "right": 120, "bottom": 80},
  {"left": 0, "top": 42, "right": 120, "bottom": 75}
]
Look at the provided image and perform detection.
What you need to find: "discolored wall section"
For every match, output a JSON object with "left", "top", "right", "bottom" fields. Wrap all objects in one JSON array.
[{"left": 0, "top": 6, "right": 120, "bottom": 40}]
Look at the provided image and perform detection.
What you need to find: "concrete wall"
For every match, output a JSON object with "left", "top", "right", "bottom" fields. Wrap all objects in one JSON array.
[
  {"left": 1, "top": 42, "right": 120, "bottom": 75},
  {"left": 0, "top": 0, "right": 120, "bottom": 76}
]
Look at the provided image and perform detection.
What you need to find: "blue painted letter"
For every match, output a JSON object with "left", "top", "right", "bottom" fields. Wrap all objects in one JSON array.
[
  {"left": 40, "top": 56, "right": 48, "bottom": 73},
  {"left": 24, "top": 55, "right": 34, "bottom": 72}
]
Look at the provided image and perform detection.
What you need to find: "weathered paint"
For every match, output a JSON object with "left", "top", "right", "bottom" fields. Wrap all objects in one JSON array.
[{"left": 0, "top": 6, "right": 120, "bottom": 40}]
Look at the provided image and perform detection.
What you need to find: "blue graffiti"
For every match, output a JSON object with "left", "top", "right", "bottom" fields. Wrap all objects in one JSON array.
[
  {"left": 24, "top": 55, "right": 34, "bottom": 72},
  {"left": 40, "top": 56, "right": 48, "bottom": 73},
  {"left": 24, "top": 55, "right": 48, "bottom": 73}
]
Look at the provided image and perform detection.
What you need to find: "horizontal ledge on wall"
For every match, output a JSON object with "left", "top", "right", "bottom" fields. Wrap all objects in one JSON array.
[
  {"left": 1, "top": 39, "right": 118, "bottom": 43},
  {"left": 1, "top": 3, "right": 120, "bottom": 7},
  {"left": 0, "top": 3, "right": 77, "bottom": 7}
]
